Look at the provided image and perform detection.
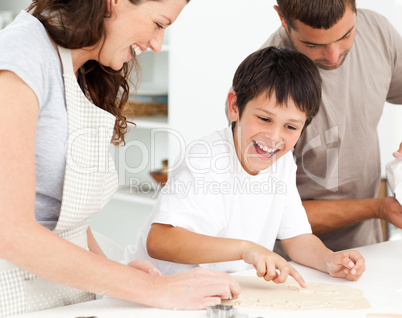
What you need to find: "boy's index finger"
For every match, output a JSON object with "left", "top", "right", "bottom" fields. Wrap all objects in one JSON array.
[{"left": 289, "top": 267, "right": 306, "bottom": 288}]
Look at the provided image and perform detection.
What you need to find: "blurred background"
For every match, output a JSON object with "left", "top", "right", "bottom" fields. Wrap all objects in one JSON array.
[{"left": 1, "top": 0, "right": 401, "bottom": 246}]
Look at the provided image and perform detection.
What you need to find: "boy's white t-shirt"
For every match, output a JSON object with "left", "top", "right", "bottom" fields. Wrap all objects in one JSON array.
[{"left": 124, "top": 127, "right": 312, "bottom": 274}]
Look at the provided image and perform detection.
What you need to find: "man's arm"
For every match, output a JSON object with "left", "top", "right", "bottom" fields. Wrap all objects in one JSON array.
[
  {"left": 303, "top": 197, "right": 402, "bottom": 235},
  {"left": 305, "top": 143, "right": 402, "bottom": 235},
  {"left": 303, "top": 199, "right": 378, "bottom": 235}
]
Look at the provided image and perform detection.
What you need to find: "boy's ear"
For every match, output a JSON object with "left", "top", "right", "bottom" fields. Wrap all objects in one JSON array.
[
  {"left": 274, "top": 5, "right": 290, "bottom": 33},
  {"left": 227, "top": 90, "right": 239, "bottom": 123}
]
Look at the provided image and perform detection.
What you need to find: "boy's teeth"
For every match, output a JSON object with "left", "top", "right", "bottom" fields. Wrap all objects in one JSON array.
[{"left": 256, "top": 140, "right": 275, "bottom": 153}]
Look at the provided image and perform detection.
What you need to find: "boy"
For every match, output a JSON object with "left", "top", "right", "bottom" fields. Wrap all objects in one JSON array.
[{"left": 124, "top": 47, "right": 365, "bottom": 287}]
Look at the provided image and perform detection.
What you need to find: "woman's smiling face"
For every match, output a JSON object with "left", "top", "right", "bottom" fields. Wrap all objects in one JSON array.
[
  {"left": 101, "top": 0, "right": 187, "bottom": 70},
  {"left": 228, "top": 91, "right": 307, "bottom": 175}
]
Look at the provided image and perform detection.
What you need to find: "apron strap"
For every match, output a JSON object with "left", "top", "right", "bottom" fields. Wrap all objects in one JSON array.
[{"left": 58, "top": 45, "right": 75, "bottom": 75}]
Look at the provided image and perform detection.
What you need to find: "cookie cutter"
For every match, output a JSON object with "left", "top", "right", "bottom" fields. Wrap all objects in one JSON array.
[{"left": 206, "top": 305, "right": 248, "bottom": 318}]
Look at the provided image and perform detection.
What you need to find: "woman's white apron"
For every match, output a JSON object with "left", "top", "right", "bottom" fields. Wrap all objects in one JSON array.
[{"left": 0, "top": 47, "right": 118, "bottom": 317}]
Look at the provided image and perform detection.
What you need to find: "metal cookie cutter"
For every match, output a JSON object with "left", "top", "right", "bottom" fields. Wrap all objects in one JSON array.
[{"left": 206, "top": 305, "right": 248, "bottom": 318}]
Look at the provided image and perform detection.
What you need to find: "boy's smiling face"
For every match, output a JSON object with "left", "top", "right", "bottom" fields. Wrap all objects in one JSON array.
[{"left": 228, "top": 91, "right": 307, "bottom": 175}]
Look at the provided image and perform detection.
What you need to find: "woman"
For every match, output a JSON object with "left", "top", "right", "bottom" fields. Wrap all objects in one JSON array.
[{"left": 0, "top": 0, "right": 239, "bottom": 316}]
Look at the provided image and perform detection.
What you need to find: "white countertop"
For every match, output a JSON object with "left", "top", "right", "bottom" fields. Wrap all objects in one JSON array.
[{"left": 14, "top": 239, "right": 402, "bottom": 318}]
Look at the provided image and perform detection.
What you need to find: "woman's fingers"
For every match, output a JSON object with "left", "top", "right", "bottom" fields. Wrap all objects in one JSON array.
[{"left": 161, "top": 268, "right": 241, "bottom": 310}]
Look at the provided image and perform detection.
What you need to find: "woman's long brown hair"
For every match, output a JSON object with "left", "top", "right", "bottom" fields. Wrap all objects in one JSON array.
[{"left": 28, "top": 0, "right": 145, "bottom": 145}]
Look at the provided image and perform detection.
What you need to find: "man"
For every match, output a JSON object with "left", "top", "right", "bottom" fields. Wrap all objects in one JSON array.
[{"left": 248, "top": 0, "right": 402, "bottom": 252}]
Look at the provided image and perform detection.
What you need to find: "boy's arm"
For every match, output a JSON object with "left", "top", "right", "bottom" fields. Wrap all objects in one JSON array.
[
  {"left": 282, "top": 234, "right": 365, "bottom": 280},
  {"left": 282, "top": 234, "right": 332, "bottom": 272},
  {"left": 147, "top": 223, "right": 245, "bottom": 264},
  {"left": 147, "top": 223, "right": 306, "bottom": 287}
]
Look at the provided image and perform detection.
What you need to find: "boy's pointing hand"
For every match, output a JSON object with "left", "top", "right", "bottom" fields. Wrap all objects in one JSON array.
[{"left": 241, "top": 242, "right": 306, "bottom": 288}]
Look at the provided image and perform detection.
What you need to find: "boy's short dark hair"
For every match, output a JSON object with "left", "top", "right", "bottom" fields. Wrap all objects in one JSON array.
[
  {"left": 277, "top": 0, "right": 356, "bottom": 30},
  {"left": 232, "top": 46, "right": 321, "bottom": 128}
]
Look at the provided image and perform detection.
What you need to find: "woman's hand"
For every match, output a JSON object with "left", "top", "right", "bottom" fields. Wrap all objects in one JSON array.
[
  {"left": 152, "top": 268, "right": 241, "bottom": 310},
  {"left": 128, "top": 259, "right": 162, "bottom": 276},
  {"left": 241, "top": 242, "right": 306, "bottom": 288},
  {"left": 325, "top": 250, "right": 365, "bottom": 281}
]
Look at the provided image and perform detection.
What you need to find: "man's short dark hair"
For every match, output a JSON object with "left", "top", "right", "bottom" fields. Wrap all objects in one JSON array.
[
  {"left": 232, "top": 47, "right": 321, "bottom": 128},
  {"left": 277, "top": 0, "right": 356, "bottom": 30}
]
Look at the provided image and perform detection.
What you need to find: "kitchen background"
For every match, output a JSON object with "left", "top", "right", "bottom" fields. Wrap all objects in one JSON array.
[{"left": 1, "top": 0, "right": 401, "bottom": 247}]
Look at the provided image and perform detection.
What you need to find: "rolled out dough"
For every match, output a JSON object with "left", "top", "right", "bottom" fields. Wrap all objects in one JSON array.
[{"left": 222, "top": 276, "right": 371, "bottom": 311}]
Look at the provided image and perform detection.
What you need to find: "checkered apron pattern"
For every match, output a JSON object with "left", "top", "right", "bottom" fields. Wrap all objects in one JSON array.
[{"left": 0, "top": 46, "right": 118, "bottom": 317}]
